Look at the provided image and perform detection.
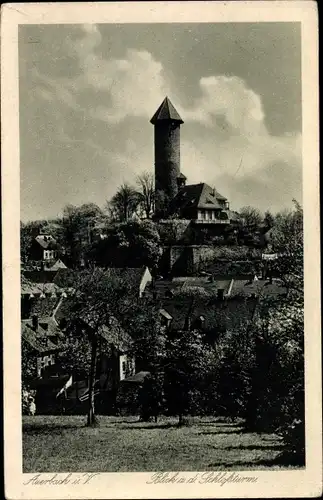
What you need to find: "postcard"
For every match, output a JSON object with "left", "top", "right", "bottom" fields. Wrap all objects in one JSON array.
[{"left": 1, "top": 1, "right": 321, "bottom": 499}]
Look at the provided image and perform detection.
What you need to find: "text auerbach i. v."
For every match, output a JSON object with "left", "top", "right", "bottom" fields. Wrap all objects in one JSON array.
[{"left": 23, "top": 473, "right": 100, "bottom": 486}]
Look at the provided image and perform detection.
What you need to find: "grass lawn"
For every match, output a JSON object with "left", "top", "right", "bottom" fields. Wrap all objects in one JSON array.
[{"left": 23, "top": 415, "right": 301, "bottom": 472}]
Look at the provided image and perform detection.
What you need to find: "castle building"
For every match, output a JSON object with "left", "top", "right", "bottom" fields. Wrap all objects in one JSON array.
[{"left": 151, "top": 97, "right": 230, "bottom": 224}]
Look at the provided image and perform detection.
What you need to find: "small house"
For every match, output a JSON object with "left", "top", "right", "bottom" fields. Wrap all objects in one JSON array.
[
  {"left": 168, "top": 183, "right": 231, "bottom": 224},
  {"left": 28, "top": 231, "right": 60, "bottom": 263}
]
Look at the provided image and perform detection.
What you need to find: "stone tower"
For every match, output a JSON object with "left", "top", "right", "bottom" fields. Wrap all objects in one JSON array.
[{"left": 150, "top": 97, "right": 184, "bottom": 216}]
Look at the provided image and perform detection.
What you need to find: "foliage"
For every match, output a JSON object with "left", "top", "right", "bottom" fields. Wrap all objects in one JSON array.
[
  {"left": 60, "top": 268, "right": 135, "bottom": 425},
  {"left": 264, "top": 210, "right": 275, "bottom": 229},
  {"left": 21, "top": 338, "right": 38, "bottom": 415},
  {"left": 21, "top": 337, "right": 38, "bottom": 383},
  {"left": 138, "top": 372, "right": 164, "bottom": 422},
  {"left": 164, "top": 329, "right": 217, "bottom": 425},
  {"left": 22, "top": 389, "right": 36, "bottom": 416},
  {"left": 154, "top": 190, "right": 170, "bottom": 219},
  {"left": 269, "top": 200, "right": 303, "bottom": 292},
  {"left": 108, "top": 183, "right": 142, "bottom": 222},
  {"left": 254, "top": 301, "right": 304, "bottom": 452},
  {"left": 239, "top": 206, "right": 263, "bottom": 228},
  {"left": 124, "top": 299, "right": 165, "bottom": 371},
  {"left": 89, "top": 219, "right": 162, "bottom": 270},
  {"left": 157, "top": 219, "right": 191, "bottom": 245},
  {"left": 136, "top": 171, "right": 155, "bottom": 219},
  {"left": 60, "top": 203, "right": 106, "bottom": 268},
  {"left": 20, "top": 219, "right": 59, "bottom": 262},
  {"left": 244, "top": 202, "right": 304, "bottom": 459}
]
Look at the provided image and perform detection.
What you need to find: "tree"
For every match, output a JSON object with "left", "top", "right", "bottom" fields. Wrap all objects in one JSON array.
[
  {"left": 60, "top": 268, "right": 134, "bottom": 426},
  {"left": 157, "top": 219, "right": 192, "bottom": 245},
  {"left": 89, "top": 219, "right": 162, "bottom": 270},
  {"left": 108, "top": 183, "right": 141, "bottom": 222},
  {"left": 154, "top": 190, "right": 170, "bottom": 219},
  {"left": 136, "top": 172, "right": 155, "bottom": 219},
  {"left": 124, "top": 299, "right": 165, "bottom": 371},
  {"left": 269, "top": 200, "right": 303, "bottom": 292},
  {"left": 263, "top": 210, "right": 275, "bottom": 229},
  {"left": 243, "top": 201, "right": 304, "bottom": 461},
  {"left": 60, "top": 203, "right": 105, "bottom": 268},
  {"left": 138, "top": 372, "right": 164, "bottom": 422},
  {"left": 246, "top": 298, "right": 304, "bottom": 462},
  {"left": 239, "top": 206, "right": 263, "bottom": 228},
  {"left": 20, "top": 219, "right": 50, "bottom": 262},
  {"left": 173, "top": 284, "right": 210, "bottom": 331},
  {"left": 164, "top": 329, "right": 216, "bottom": 425}
]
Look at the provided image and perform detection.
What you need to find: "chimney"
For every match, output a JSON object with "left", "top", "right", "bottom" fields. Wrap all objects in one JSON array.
[
  {"left": 217, "top": 288, "right": 224, "bottom": 301},
  {"left": 32, "top": 314, "right": 39, "bottom": 331}
]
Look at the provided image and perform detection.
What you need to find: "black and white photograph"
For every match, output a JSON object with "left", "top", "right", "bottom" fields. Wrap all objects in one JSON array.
[{"left": 2, "top": 2, "right": 321, "bottom": 499}]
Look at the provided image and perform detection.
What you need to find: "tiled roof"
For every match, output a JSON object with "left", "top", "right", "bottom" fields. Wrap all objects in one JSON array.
[
  {"left": 35, "top": 235, "right": 59, "bottom": 250},
  {"left": 229, "top": 278, "right": 286, "bottom": 298},
  {"left": 37, "top": 316, "right": 65, "bottom": 339},
  {"left": 149, "top": 275, "right": 286, "bottom": 303},
  {"left": 45, "top": 259, "right": 68, "bottom": 271},
  {"left": 149, "top": 276, "right": 235, "bottom": 299},
  {"left": 22, "top": 319, "right": 62, "bottom": 353},
  {"left": 23, "top": 270, "right": 59, "bottom": 284},
  {"left": 21, "top": 280, "right": 61, "bottom": 296},
  {"left": 158, "top": 296, "right": 258, "bottom": 332},
  {"left": 104, "top": 267, "right": 148, "bottom": 289},
  {"left": 170, "top": 183, "right": 227, "bottom": 213},
  {"left": 150, "top": 97, "right": 184, "bottom": 124}
]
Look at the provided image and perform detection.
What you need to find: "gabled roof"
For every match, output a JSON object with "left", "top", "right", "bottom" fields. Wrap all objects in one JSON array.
[
  {"left": 22, "top": 269, "right": 78, "bottom": 289},
  {"left": 104, "top": 267, "right": 150, "bottom": 289},
  {"left": 169, "top": 183, "right": 227, "bottom": 213},
  {"left": 35, "top": 234, "right": 59, "bottom": 250},
  {"left": 22, "top": 320, "right": 62, "bottom": 353},
  {"left": 21, "top": 280, "right": 61, "bottom": 296},
  {"left": 45, "top": 259, "right": 68, "bottom": 271},
  {"left": 23, "top": 270, "right": 58, "bottom": 284},
  {"left": 158, "top": 296, "right": 258, "bottom": 332},
  {"left": 100, "top": 321, "right": 132, "bottom": 352},
  {"left": 150, "top": 97, "right": 184, "bottom": 124}
]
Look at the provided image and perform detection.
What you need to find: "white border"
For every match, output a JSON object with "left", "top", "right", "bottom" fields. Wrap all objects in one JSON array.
[{"left": 1, "top": 2, "right": 321, "bottom": 499}]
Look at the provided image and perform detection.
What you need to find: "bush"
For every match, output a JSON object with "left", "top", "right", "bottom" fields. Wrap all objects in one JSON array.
[{"left": 22, "top": 388, "right": 36, "bottom": 416}]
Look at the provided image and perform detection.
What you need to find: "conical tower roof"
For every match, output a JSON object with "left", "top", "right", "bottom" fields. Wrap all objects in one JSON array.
[{"left": 150, "top": 97, "right": 184, "bottom": 124}]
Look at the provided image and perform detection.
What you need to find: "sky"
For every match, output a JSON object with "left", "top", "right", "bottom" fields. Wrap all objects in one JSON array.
[{"left": 19, "top": 23, "right": 302, "bottom": 222}]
